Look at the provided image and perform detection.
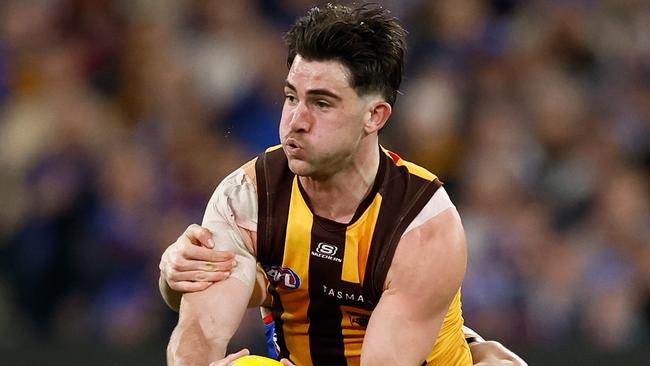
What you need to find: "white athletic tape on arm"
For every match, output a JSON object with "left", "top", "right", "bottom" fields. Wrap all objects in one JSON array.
[
  {"left": 402, "top": 187, "right": 455, "bottom": 237},
  {"left": 202, "top": 168, "right": 258, "bottom": 289}
]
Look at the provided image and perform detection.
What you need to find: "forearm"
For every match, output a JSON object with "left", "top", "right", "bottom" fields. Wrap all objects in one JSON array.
[
  {"left": 160, "top": 275, "right": 183, "bottom": 312},
  {"left": 167, "top": 277, "right": 253, "bottom": 365},
  {"left": 361, "top": 290, "right": 444, "bottom": 365},
  {"left": 362, "top": 321, "right": 438, "bottom": 365},
  {"left": 362, "top": 210, "right": 466, "bottom": 365},
  {"left": 168, "top": 315, "right": 223, "bottom": 366}
]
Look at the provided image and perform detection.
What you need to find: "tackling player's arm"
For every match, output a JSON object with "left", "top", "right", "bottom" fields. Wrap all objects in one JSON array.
[
  {"left": 159, "top": 227, "right": 268, "bottom": 312},
  {"left": 360, "top": 207, "right": 467, "bottom": 366},
  {"left": 463, "top": 326, "right": 527, "bottom": 366},
  {"left": 159, "top": 225, "right": 236, "bottom": 311}
]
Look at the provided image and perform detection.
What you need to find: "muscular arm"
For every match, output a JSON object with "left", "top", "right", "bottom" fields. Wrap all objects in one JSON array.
[
  {"left": 167, "top": 166, "right": 261, "bottom": 365},
  {"left": 168, "top": 276, "right": 253, "bottom": 364},
  {"left": 361, "top": 207, "right": 467, "bottom": 365},
  {"left": 167, "top": 221, "right": 258, "bottom": 365}
]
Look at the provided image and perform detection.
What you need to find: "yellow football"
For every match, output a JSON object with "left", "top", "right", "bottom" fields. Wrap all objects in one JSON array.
[{"left": 230, "top": 355, "right": 284, "bottom": 366}]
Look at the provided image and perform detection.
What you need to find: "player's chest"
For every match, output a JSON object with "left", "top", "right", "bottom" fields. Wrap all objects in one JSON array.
[{"left": 263, "top": 215, "right": 376, "bottom": 312}]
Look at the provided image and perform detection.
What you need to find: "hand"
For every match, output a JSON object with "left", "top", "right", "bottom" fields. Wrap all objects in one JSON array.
[
  {"left": 160, "top": 224, "right": 237, "bottom": 292},
  {"left": 470, "top": 341, "right": 527, "bottom": 366},
  {"left": 204, "top": 349, "right": 295, "bottom": 366}
]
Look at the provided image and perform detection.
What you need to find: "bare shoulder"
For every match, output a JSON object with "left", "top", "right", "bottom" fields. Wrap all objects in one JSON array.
[{"left": 385, "top": 207, "right": 467, "bottom": 298}]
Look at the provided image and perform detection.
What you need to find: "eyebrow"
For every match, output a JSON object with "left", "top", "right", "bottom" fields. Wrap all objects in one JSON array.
[{"left": 284, "top": 81, "right": 343, "bottom": 101}]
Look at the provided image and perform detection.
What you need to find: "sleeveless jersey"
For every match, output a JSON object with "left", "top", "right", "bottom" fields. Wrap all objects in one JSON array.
[{"left": 255, "top": 145, "right": 471, "bottom": 366}]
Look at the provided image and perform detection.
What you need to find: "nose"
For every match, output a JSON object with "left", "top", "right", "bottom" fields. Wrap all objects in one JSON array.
[{"left": 288, "top": 101, "right": 311, "bottom": 133}]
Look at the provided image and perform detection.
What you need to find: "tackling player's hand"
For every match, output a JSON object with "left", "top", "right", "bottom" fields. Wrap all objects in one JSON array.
[
  {"left": 160, "top": 224, "right": 237, "bottom": 292},
  {"left": 203, "top": 349, "right": 294, "bottom": 366},
  {"left": 470, "top": 341, "right": 527, "bottom": 366}
]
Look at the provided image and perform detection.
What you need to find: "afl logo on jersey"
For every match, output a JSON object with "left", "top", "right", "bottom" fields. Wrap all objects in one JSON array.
[{"left": 263, "top": 265, "right": 301, "bottom": 290}]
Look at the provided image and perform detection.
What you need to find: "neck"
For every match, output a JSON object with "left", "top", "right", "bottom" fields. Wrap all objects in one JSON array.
[{"left": 299, "top": 140, "right": 380, "bottom": 223}]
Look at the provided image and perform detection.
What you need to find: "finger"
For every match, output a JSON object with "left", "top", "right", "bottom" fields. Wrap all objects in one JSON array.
[
  {"left": 280, "top": 358, "right": 295, "bottom": 366},
  {"left": 221, "top": 348, "right": 250, "bottom": 365},
  {"left": 172, "top": 257, "right": 235, "bottom": 273},
  {"left": 182, "top": 243, "right": 235, "bottom": 263},
  {"left": 183, "top": 224, "right": 215, "bottom": 248},
  {"left": 170, "top": 270, "right": 231, "bottom": 283},
  {"left": 168, "top": 280, "right": 213, "bottom": 293}
]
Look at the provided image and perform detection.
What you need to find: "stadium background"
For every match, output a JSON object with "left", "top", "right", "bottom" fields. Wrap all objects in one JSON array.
[{"left": 0, "top": 0, "right": 648, "bottom": 364}]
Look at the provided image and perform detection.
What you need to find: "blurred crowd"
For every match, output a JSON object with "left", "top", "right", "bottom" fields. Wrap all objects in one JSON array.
[{"left": 0, "top": 0, "right": 648, "bottom": 358}]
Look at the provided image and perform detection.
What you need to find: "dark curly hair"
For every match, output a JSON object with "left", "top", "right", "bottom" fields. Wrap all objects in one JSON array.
[{"left": 285, "top": 3, "right": 406, "bottom": 106}]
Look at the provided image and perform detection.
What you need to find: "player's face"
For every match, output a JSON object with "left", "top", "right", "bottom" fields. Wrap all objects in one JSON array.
[{"left": 280, "top": 55, "right": 370, "bottom": 178}]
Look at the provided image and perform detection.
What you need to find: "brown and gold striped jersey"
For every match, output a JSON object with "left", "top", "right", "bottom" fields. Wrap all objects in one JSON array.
[{"left": 253, "top": 146, "right": 471, "bottom": 366}]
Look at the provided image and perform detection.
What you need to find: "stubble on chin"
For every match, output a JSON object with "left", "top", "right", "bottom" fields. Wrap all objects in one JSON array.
[{"left": 287, "top": 158, "right": 310, "bottom": 177}]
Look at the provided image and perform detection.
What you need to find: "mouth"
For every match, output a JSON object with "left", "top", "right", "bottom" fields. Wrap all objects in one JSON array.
[
  {"left": 284, "top": 138, "right": 302, "bottom": 150},
  {"left": 284, "top": 138, "right": 305, "bottom": 157}
]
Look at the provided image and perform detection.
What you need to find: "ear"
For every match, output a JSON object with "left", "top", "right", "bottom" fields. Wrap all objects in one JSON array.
[{"left": 364, "top": 100, "right": 392, "bottom": 134}]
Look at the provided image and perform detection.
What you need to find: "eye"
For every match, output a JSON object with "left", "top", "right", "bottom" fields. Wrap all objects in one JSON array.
[
  {"left": 284, "top": 94, "right": 297, "bottom": 104},
  {"left": 315, "top": 100, "right": 330, "bottom": 109}
]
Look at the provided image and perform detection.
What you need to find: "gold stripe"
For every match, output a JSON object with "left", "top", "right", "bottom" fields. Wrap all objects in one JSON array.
[
  {"left": 339, "top": 305, "right": 371, "bottom": 366},
  {"left": 342, "top": 194, "right": 382, "bottom": 284},
  {"left": 425, "top": 290, "right": 472, "bottom": 365},
  {"left": 339, "top": 194, "right": 382, "bottom": 364},
  {"left": 266, "top": 144, "right": 283, "bottom": 153},
  {"left": 395, "top": 159, "right": 437, "bottom": 181},
  {"left": 381, "top": 147, "right": 437, "bottom": 181},
  {"left": 280, "top": 177, "right": 313, "bottom": 365}
]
